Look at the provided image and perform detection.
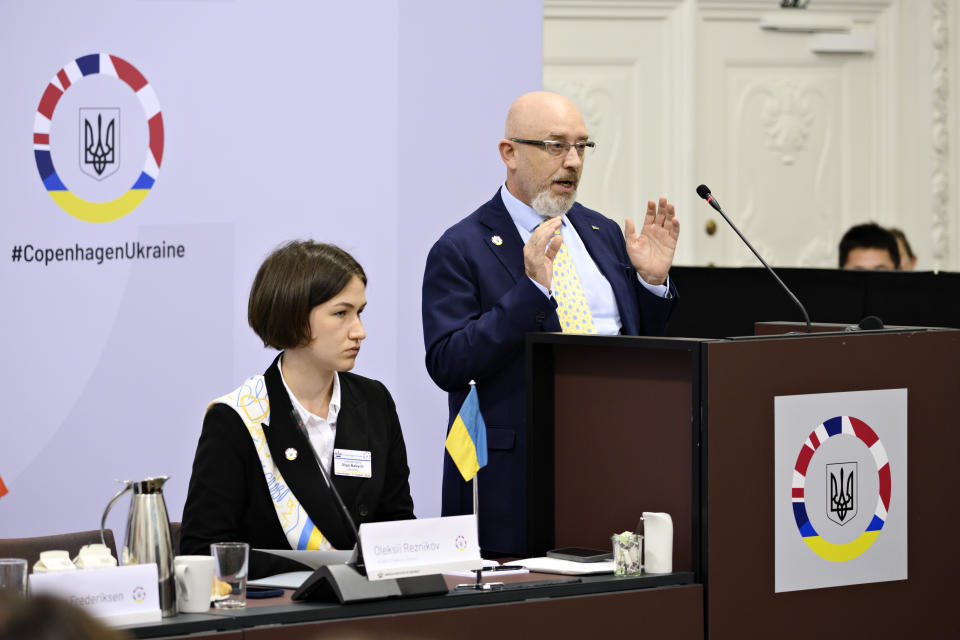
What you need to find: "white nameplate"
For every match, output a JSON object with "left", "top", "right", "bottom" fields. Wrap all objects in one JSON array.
[
  {"left": 361, "top": 514, "right": 482, "bottom": 580},
  {"left": 333, "top": 448, "right": 372, "bottom": 477},
  {"left": 29, "top": 564, "right": 161, "bottom": 626}
]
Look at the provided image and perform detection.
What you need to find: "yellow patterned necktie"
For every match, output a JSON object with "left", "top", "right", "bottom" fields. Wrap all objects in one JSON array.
[{"left": 549, "top": 225, "right": 597, "bottom": 334}]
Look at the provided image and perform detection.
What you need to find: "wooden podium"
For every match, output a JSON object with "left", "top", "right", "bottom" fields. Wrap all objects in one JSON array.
[{"left": 526, "top": 326, "right": 960, "bottom": 639}]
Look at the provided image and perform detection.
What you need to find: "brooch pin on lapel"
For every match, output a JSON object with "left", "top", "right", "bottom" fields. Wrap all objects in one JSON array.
[
  {"left": 285, "top": 448, "right": 298, "bottom": 461},
  {"left": 591, "top": 225, "right": 599, "bottom": 230},
  {"left": 491, "top": 235, "right": 503, "bottom": 246}
]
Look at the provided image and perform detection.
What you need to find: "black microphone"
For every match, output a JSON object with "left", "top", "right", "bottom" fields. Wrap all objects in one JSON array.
[
  {"left": 696, "top": 184, "right": 812, "bottom": 334},
  {"left": 845, "top": 315, "right": 884, "bottom": 332},
  {"left": 289, "top": 408, "right": 366, "bottom": 573}
]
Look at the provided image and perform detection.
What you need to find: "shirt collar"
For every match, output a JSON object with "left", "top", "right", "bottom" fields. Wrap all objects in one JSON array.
[
  {"left": 277, "top": 357, "right": 341, "bottom": 425},
  {"left": 500, "top": 183, "right": 567, "bottom": 233}
]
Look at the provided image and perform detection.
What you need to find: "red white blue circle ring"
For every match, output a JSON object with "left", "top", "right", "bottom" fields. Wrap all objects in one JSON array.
[
  {"left": 33, "top": 53, "right": 163, "bottom": 223},
  {"left": 791, "top": 415, "right": 891, "bottom": 562}
]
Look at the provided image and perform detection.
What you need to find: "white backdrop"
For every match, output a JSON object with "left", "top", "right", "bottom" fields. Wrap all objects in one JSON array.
[{"left": 0, "top": 0, "right": 542, "bottom": 540}]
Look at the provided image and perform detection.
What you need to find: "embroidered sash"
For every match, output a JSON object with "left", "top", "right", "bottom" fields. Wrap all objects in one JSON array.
[{"left": 211, "top": 375, "right": 333, "bottom": 551}]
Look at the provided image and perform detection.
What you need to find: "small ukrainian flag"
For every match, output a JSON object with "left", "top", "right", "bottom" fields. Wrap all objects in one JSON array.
[{"left": 444, "top": 384, "right": 488, "bottom": 482}]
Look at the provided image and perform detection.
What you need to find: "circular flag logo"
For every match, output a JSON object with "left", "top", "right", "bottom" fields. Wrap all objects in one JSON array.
[
  {"left": 33, "top": 53, "right": 164, "bottom": 223},
  {"left": 791, "top": 415, "right": 891, "bottom": 562}
]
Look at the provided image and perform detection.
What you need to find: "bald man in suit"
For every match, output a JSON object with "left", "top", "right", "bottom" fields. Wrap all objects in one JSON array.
[{"left": 422, "top": 91, "right": 680, "bottom": 555}]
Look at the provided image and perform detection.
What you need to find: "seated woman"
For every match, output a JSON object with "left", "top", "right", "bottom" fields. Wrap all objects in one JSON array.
[{"left": 180, "top": 241, "right": 414, "bottom": 578}]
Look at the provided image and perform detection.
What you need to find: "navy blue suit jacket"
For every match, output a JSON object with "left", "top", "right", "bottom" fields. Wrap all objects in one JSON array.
[{"left": 422, "top": 190, "right": 677, "bottom": 554}]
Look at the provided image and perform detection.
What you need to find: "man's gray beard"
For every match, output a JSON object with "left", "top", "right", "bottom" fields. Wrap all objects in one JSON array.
[{"left": 531, "top": 188, "right": 576, "bottom": 219}]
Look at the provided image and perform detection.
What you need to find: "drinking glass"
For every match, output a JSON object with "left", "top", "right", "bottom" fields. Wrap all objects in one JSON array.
[
  {"left": 210, "top": 542, "right": 249, "bottom": 609},
  {"left": 0, "top": 558, "right": 28, "bottom": 596}
]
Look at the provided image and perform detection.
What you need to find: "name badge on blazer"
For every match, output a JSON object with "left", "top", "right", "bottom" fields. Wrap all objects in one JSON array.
[{"left": 333, "top": 448, "right": 372, "bottom": 478}]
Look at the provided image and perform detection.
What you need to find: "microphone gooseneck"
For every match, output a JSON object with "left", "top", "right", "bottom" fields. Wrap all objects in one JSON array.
[
  {"left": 695, "top": 184, "right": 812, "bottom": 334},
  {"left": 289, "top": 408, "right": 365, "bottom": 572}
]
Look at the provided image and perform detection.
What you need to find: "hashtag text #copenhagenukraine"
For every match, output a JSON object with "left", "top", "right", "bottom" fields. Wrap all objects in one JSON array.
[{"left": 12, "top": 241, "right": 186, "bottom": 266}]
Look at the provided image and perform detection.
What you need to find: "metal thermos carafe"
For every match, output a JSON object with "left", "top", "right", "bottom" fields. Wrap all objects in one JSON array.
[{"left": 101, "top": 476, "right": 176, "bottom": 617}]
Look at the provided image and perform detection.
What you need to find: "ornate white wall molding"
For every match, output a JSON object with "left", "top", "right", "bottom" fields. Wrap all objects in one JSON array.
[
  {"left": 545, "top": 0, "right": 683, "bottom": 20},
  {"left": 546, "top": 75, "right": 624, "bottom": 201},
  {"left": 545, "top": 0, "right": 955, "bottom": 268},
  {"left": 931, "top": 0, "right": 950, "bottom": 268},
  {"left": 756, "top": 80, "right": 818, "bottom": 166},
  {"left": 797, "top": 235, "right": 836, "bottom": 267},
  {"left": 544, "top": 0, "right": 696, "bottom": 264},
  {"left": 703, "top": 0, "right": 899, "bottom": 268},
  {"left": 698, "top": 0, "right": 893, "bottom": 19}
]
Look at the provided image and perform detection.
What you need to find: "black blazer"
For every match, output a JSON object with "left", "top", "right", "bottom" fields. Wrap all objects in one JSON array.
[{"left": 180, "top": 355, "right": 414, "bottom": 578}]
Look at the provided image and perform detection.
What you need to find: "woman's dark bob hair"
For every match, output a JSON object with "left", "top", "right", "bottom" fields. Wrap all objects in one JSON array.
[{"left": 248, "top": 241, "right": 366, "bottom": 350}]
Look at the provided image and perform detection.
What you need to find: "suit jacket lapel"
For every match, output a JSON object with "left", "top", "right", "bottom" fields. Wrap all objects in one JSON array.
[
  {"left": 478, "top": 190, "right": 525, "bottom": 283},
  {"left": 330, "top": 375, "right": 369, "bottom": 511},
  {"left": 261, "top": 358, "right": 353, "bottom": 548},
  {"left": 568, "top": 208, "right": 634, "bottom": 327}
]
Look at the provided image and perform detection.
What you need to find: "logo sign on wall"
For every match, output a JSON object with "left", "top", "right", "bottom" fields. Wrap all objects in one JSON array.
[
  {"left": 774, "top": 389, "right": 907, "bottom": 593},
  {"left": 33, "top": 53, "right": 164, "bottom": 223}
]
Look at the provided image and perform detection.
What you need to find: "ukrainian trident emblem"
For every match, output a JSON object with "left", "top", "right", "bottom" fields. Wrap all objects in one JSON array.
[
  {"left": 79, "top": 108, "right": 119, "bottom": 180},
  {"left": 826, "top": 461, "right": 857, "bottom": 525}
]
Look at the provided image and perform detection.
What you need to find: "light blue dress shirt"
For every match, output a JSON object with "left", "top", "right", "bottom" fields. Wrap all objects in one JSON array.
[{"left": 499, "top": 184, "right": 668, "bottom": 335}]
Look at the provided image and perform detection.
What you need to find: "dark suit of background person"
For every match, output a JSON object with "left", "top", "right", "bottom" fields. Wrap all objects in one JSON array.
[
  {"left": 422, "top": 92, "right": 680, "bottom": 556},
  {"left": 181, "top": 356, "right": 414, "bottom": 579}
]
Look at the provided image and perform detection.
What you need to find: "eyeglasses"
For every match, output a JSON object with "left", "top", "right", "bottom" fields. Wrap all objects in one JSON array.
[{"left": 509, "top": 138, "right": 597, "bottom": 158}]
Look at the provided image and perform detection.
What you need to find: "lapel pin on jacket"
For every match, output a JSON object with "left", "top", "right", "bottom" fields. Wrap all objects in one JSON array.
[
  {"left": 285, "top": 447, "right": 298, "bottom": 461},
  {"left": 491, "top": 235, "right": 503, "bottom": 246},
  {"left": 591, "top": 225, "right": 599, "bottom": 230}
]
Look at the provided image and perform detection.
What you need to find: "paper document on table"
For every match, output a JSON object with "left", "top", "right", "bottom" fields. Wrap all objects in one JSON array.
[
  {"left": 253, "top": 548, "right": 352, "bottom": 569},
  {"left": 247, "top": 571, "right": 313, "bottom": 589},
  {"left": 503, "top": 557, "right": 614, "bottom": 575}
]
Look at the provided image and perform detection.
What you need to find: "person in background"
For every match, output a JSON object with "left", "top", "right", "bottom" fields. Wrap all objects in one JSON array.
[
  {"left": 838, "top": 223, "right": 900, "bottom": 270},
  {"left": 0, "top": 592, "right": 129, "bottom": 640},
  {"left": 181, "top": 241, "right": 414, "bottom": 579},
  {"left": 421, "top": 91, "right": 680, "bottom": 555},
  {"left": 888, "top": 228, "right": 917, "bottom": 270}
]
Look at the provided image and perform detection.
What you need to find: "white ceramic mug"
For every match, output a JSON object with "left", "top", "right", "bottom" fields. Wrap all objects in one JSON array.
[{"left": 174, "top": 555, "right": 215, "bottom": 614}]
